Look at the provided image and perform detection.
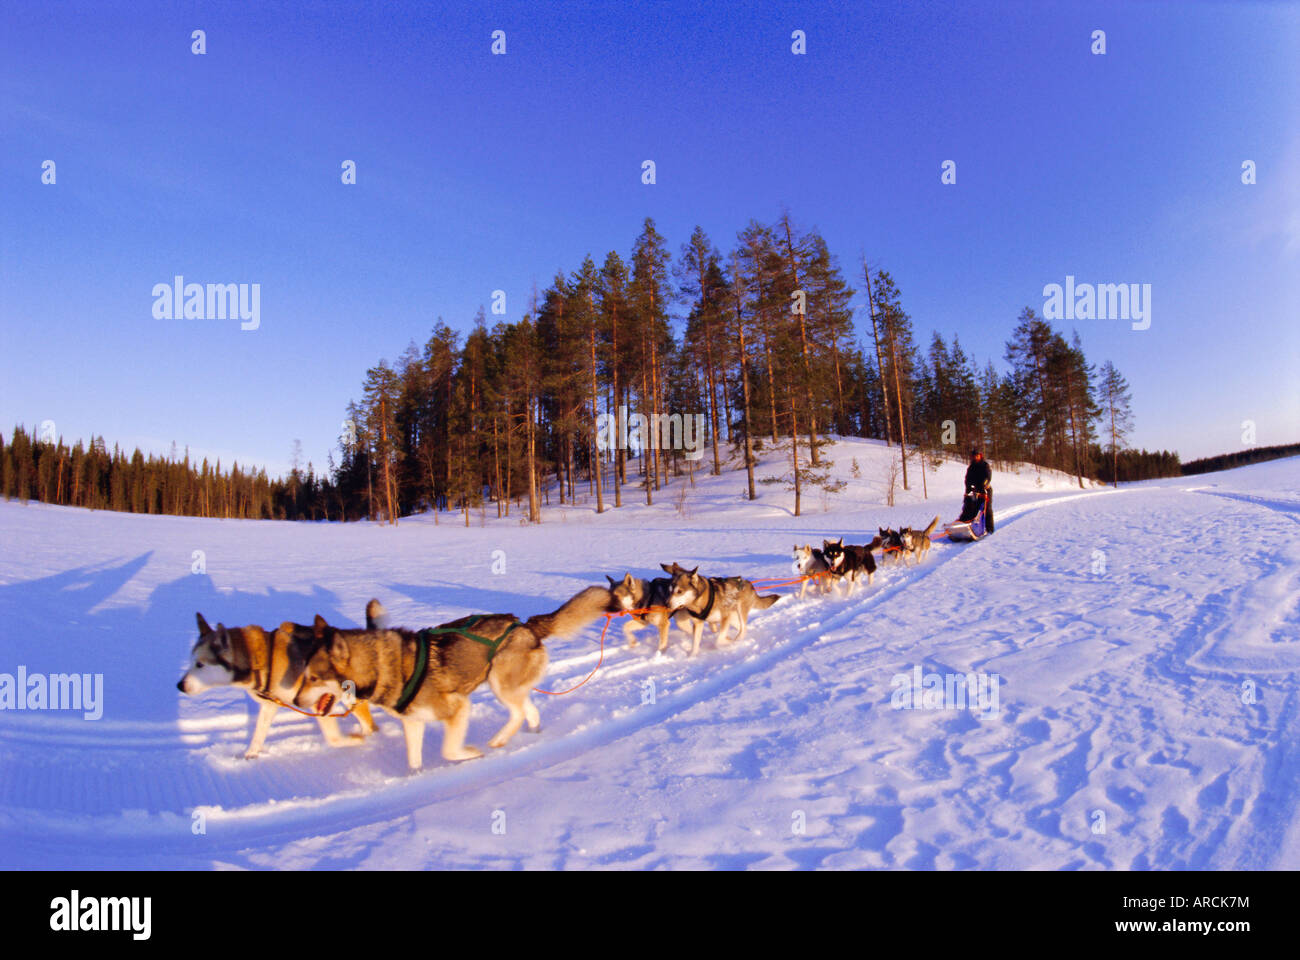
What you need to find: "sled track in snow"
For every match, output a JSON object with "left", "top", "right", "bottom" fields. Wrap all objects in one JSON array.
[
  {"left": 1188, "top": 488, "right": 1300, "bottom": 525},
  {"left": 0, "top": 488, "right": 1119, "bottom": 855}
]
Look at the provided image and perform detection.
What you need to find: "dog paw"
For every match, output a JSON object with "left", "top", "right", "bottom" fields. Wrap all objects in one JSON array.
[
  {"left": 446, "top": 746, "right": 484, "bottom": 761},
  {"left": 242, "top": 749, "right": 262, "bottom": 760}
]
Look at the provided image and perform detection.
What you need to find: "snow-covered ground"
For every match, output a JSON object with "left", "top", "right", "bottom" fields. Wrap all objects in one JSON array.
[{"left": 1, "top": 437, "right": 1297, "bottom": 869}]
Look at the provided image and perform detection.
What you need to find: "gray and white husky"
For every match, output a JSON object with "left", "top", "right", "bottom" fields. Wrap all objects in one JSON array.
[
  {"left": 899, "top": 516, "right": 940, "bottom": 565},
  {"left": 663, "top": 563, "right": 781, "bottom": 656},
  {"left": 177, "top": 606, "right": 380, "bottom": 758},
  {"left": 792, "top": 544, "right": 832, "bottom": 597}
]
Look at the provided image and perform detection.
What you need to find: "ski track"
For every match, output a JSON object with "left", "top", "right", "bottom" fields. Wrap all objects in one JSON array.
[{"left": 0, "top": 487, "right": 1110, "bottom": 858}]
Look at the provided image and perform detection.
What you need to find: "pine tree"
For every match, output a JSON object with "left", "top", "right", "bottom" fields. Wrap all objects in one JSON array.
[{"left": 1098, "top": 360, "right": 1133, "bottom": 487}]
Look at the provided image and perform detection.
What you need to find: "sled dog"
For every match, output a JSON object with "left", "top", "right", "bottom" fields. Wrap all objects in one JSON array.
[
  {"left": 294, "top": 587, "right": 612, "bottom": 770},
  {"left": 178, "top": 610, "right": 378, "bottom": 759},
  {"left": 900, "top": 516, "right": 940, "bottom": 565},
  {"left": 664, "top": 563, "right": 781, "bottom": 656},
  {"left": 607, "top": 572, "right": 689, "bottom": 652},
  {"left": 792, "top": 544, "right": 832, "bottom": 597},
  {"left": 821, "top": 537, "right": 877, "bottom": 594},
  {"left": 878, "top": 527, "right": 906, "bottom": 566}
]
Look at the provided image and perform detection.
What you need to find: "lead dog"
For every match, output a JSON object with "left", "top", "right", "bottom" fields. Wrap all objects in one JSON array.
[
  {"left": 293, "top": 587, "right": 612, "bottom": 770},
  {"left": 178, "top": 609, "right": 378, "bottom": 759}
]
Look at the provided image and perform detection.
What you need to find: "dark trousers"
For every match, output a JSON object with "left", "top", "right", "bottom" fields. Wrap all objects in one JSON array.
[{"left": 984, "top": 490, "right": 994, "bottom": 533}]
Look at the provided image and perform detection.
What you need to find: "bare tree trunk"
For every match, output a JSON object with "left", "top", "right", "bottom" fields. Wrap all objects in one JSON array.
[
  {"left": 693, "top": 259, "right": 723, "bottom": 477},
  {"left": 526, "top": 395, "right": 540, "bottom": 523},
  {"left": 650, "top": 334, "right": 663, "bottom": 491},
  {"left": 884, "top": 309, "right": 909, "bottom": 491},
  {"left": 781, "top": 217, "right": 820, "bottom": 464},
  {"left": 763, "top": 326, "right": 779, "bottom": 443},
  {"left": 493, "top": 414, "right": 503, "bottom": 518},
  {"left": 611, "top": 320, "right": 623, "bottom": 506},
  {"left": 734, "top": 283, "right": 757, "bottom": 501},
  {"left": 863, "top": 259, "right": 893, "bottom": 445},
  {"left": 790, "top": 402, "right": 802, "bottom": 518}
]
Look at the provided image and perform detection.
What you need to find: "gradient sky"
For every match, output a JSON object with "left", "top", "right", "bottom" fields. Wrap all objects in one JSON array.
[{"left": 3, "top": 0, "right": 1297, "bottom": 478}]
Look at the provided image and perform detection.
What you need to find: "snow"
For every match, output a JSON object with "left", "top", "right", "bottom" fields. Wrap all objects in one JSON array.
[{"left": 1, "top": 437, "right": 1297, "bottom": 869}]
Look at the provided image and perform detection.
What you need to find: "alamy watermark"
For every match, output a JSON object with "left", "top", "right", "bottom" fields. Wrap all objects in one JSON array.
[
  {"left": 152, "top": 275, "right": 260, "bottom": 330},
  {"left": 50, "top": 890, "right": 150, "bottom": 940},
  {"left": 595, "top": 405, "right": 706, "bottom": 460},
  {"left": 1043, "top": 275, "right": 1150, "bottom": 331},
  {"left": 890, "top": 664, "right": 1001, "bottom": 715},
  {"left": 0, "top": 666, "right": 103, "bottom": 719}
]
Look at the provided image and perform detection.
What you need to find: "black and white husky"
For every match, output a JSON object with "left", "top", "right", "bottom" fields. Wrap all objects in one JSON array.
[{"left": 821, "top": 537, "right": 878, "bottom": 594}]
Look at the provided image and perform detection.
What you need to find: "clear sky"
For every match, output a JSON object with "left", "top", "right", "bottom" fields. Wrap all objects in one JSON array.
[{"left": 3, "top": 0, "right": 1297, "bottom": 477}]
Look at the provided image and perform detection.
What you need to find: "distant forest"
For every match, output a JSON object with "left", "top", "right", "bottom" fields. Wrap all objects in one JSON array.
[
  {"left": 5, "top": 213, "right": 1189, "bottom": 522},
  {"left": 1181, "top": 443, "right": 1300, "bottom": 476}
]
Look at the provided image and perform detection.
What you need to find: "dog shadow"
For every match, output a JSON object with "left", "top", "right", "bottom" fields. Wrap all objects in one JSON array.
[
  {"left": 0, "top": 554, "right": 347, "bottom": 728},
  {"left": 383, "top": 579, "right": 557, "bottom": 623}
]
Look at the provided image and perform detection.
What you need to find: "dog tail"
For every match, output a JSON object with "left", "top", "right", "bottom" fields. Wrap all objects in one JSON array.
[
  {"left": 755, "top": 593, "right": 781, "bottom": 610},
  {"left": 365, "top": 599, "right": 387, "bottom": 631},
  {"left": 526, "top": 585, "right": 613, "bottom": 641},
  {"left": 922, "top": 515, "right": 940, "bottom": 538}
]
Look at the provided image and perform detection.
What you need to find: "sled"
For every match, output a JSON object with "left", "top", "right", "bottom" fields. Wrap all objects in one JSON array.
[{"left": 943, "top": 492, "right": 987, "bottom": 542}]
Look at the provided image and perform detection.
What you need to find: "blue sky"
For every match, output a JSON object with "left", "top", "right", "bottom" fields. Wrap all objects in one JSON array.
[{"left": 2, "top": 0, "right": 1297, "bottom": 477}]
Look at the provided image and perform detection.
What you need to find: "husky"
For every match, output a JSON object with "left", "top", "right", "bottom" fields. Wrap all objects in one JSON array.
[
  {"left": 878, "top": 527, "right": 906, "bottom": 566},
  {"left": 178, "top": 609, "right": 378, "bottom": 759},
  {"left": 821, "top": 537, "right": 877, "bottom": 594},
  {"left": 663, "top": 563, "right": 780, "bottom": 656},
  {"left": 900, "top": 516, "right": 940, "bottom": 565},
  {"left": 792, "top": 544, "right": 832, "bottom": 597},
  {"left": 606, "top": 572, "right": 687, "bottom": 652},
  {"left": 293, "top": 587, "right": 612, "bottom": 771}
]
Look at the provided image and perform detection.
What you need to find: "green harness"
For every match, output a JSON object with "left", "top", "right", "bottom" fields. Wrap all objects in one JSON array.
[{"left": 393, "top": 615, "right": 525, "bottom": 713}]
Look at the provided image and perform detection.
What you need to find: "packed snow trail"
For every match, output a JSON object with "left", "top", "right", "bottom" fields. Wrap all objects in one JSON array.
[{"left": 2, "top": 441, "right": 1296, "bottom": 869}]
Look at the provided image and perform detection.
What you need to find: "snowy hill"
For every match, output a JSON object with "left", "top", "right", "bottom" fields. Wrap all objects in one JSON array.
[{"left": 1, "top": 438, "right": 1297, "bottom": 869}]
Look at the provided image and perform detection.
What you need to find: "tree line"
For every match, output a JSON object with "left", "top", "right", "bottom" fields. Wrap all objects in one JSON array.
[
  {"left": 0, "top": 429, "right": 327, "bottom": 520},
  {"left": 1181, "top": 442, "right": 1300, "bottom": 477},
  {"left": 329, "top": 213, "right": 1173, "bottom": 522},
  {"left": 4, "top": 212, "right": 1187, "bottom": 521}
]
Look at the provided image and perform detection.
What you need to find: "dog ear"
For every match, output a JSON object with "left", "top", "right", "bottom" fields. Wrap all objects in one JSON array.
[
  {"left": 196, "top": 612, "right": 212, "bottom": 635},
  {"left": 214, "top": 624, "right": 230, "bottom": 652},
  {"left": 313, "top": 614, "right": 329, "bottom": 641},
  {"left": 660, "top": 562, "right": 675, "bottom": 574},
  {"left": 837, "top": 537, "right": 844, "bottom": 546},
  {"left": 689, "top": 566, "right": 698, "bottom": 576},
  {"left": 605, "top": 574, "right": 617, "bottom": 588},
  {"left": 327, "top": 634, "right": 349, "bottom": 668}
]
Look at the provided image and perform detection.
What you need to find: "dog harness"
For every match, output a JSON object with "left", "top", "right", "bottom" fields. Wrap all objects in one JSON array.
[
  {"left": 393, "top": 616, "right": 525, "bottom": 713},
  {"left": 685, "top": 579, "right": 716, "bottom": 622}
]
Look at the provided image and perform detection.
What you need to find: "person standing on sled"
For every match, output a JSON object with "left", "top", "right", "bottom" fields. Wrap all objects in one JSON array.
[{"left": 964, "top": 448, "right": 994, "bottom": 534}]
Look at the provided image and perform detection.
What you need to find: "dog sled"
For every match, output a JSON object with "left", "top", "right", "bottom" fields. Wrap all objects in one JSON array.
[{"left": 943, "top": 491, "right": 988, "bottom": 542}]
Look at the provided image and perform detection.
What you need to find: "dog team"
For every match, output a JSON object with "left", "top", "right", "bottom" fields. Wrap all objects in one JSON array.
[
  {"left": 178, "top": 516, "right": 939, "bottom": 771},
  {"left": 792, "top": 515, "right": 939, "bottom": 597}
]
